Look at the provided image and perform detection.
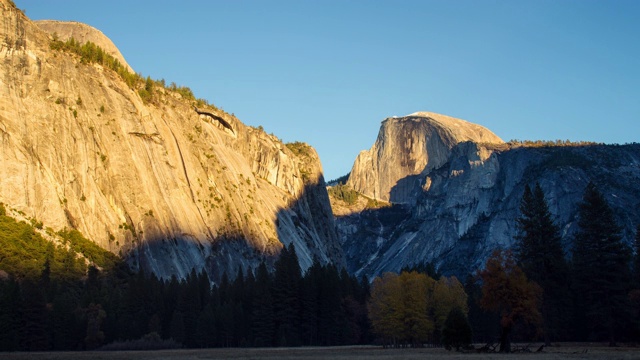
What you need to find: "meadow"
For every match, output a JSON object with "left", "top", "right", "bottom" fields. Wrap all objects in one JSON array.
[{"left": 1, "top": 344, "right": 639, "bottom": 360}]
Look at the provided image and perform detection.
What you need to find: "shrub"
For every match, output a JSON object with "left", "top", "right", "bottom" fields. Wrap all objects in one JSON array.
[
  {"left": 99, "top": 332, "right": 181, "bottom": 351},
  {"left": 328, "top": 184, "right": 359, "bottom": 205}
]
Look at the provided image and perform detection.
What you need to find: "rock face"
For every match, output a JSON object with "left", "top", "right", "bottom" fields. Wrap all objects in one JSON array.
[
  {"left": 346, "top": 112, "right": 503, "bottom": 204},
  {"left": 0, "top": 2, "right": 343, "bottom": 282},
  {"left": 34, "top": 20, "right": 134, "bottom": 73},
  {"left": 336, "top": 113, "right": 640, "bottom": 280}
]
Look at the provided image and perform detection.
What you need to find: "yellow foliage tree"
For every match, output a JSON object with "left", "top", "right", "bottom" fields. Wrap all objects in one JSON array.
[
  {"left": 368, "top": 272, "right": 402, "bottom": 343},
  {"left": 398, "top": 271, "right": 434, "bottom": 345},
  {"left": 368, "top": 271, "right": 437, "bottom": 347},
  {"left": 432, "top": 276, "right": 468, "bottom": 334}
]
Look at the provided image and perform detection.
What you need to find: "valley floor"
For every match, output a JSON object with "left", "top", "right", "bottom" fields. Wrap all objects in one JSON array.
[{"left": 1, "top": 344, "right": 639, "bottom": 360}]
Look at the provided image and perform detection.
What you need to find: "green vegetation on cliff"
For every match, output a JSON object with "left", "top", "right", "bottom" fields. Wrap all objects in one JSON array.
[
  {"left": 49, "top": 36, "right": 215, "bottom": 109},
  {"left": 328, "top": 184, "right": 359, "bottom": 205},
  {"left": 0, "top": 203, "right": 117, "bottom": 280}
]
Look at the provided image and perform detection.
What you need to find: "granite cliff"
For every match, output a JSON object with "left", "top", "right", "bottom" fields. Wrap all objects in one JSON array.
[
  {"left": 34, "top": 20, "right": 133, "bottom": 73},
  {"left": 346, "top": 112, "right": 503, "bottom": 204},
  {"left": 0, "top": 1, "right": 343, "bottom": 281},
  {"left": 335, "top": 114, "right": 640, "bottom": 280}
]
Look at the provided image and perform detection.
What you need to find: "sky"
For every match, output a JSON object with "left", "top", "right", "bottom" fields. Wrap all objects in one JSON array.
[{"left": 16, "top": 0, "right": 640, "bottom": 180}]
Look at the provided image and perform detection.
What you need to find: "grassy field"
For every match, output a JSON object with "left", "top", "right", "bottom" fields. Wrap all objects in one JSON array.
[{"left": 1, "top": 344, "right": 639, "bottom": 360}]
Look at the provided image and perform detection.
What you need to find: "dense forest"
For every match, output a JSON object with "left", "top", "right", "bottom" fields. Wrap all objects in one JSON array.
[{"left": 1, "top": 180, "right": 640, "bottom": 352}]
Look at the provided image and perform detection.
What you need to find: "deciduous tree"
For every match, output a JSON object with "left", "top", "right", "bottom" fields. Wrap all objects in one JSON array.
[
  {"left": 368, "top": 271, "right": 434, "bottom": 347},
  {"left": 478, "top": 250, "right": 541, "bottom": 353},
  {"left": 432, "top": 276, "right": 468, "bottom": 334}
]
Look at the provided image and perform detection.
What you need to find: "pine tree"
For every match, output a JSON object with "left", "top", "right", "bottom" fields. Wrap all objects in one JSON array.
[
  {"left": 515, "top": 183, "right": 570, "bottom": 344},
  {"left": 251, "top": 262, "right": 275, "bottom": 346},
  {"left": 272, "top": 243, "right": 302, "bottom": 346},
  {"left": 169, "top": 310, "right": 185, "bottom": 344},
  {"left": 572, "top": 182, "right": 631, "bottom": 346},
  {"left": 83, "top": 303, "right": 106, "bottom": 350},
  {"left": 634, "top": 224, "right": 640, "bottom": 287},
  {"left": 300, "top": 260, "right": 322, "bottom": 345},
  {"left": 0, "top": 278, "right": 21, "bottom": 351},
  {"left": 629, "top": 224, "right": 640, "bottom": 340},
  {"left": 19, "top": 280, "right": 51, "bottom": 351}
]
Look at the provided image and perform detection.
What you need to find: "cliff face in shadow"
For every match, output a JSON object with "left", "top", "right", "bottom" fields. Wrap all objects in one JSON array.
[
  {"left": 336, "top": 114, "right": 640, "bottom": 280},
  {"left": 0, "top": 1, "right": 343, "bottom": 280}
]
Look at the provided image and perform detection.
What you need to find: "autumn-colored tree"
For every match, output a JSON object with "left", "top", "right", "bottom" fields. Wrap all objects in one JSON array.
[
  {"left": 368, "top": 272, "right": 402, "bottom": 345},
  {"left": 432, "top": 276, "right": 468, "bottom": 339},
  {"left": 368, "top": 271, "right": 434, "bottom": 347},
  {"left": 398, "top": 271, "right": 434, "bottom": 346},
  {"left": 478, "top": 250, "right": 542, "bottom": 353}
]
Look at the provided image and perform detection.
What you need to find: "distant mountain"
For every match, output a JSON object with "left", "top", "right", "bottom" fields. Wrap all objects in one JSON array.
[
  {"left": 346, "top": 112, "right": 503, "bottom": 204},
  {"left": 333, "top": 113, "right": 640, "bottom": 280},
  {"left": 0, "top": 1, "right": 343, "bottom": 282}
]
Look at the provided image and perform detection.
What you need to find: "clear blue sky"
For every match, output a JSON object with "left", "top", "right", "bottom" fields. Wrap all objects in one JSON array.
[{"left": 17, "top": 0, "right": 640, "bottom": 180}]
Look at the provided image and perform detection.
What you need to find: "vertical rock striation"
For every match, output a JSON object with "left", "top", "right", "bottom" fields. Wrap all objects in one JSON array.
[
  {"left": 0, "top": 1, "right": 343, "bottom": 282},
  {"left": 337, "top": 112, "right": 640, "bottom": 280},
  {"left": 346, "top": 112, "right": 503, "bottom": 204}
]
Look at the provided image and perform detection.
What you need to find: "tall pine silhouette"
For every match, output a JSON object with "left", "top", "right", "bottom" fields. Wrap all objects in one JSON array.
[
  {"left": 572, "top": 182, "right": 631, "bottom": 346},
  {"left": 515, "top": 183, "right": 569, "bottom": 344},
  {"left": 272, "top": 243, "right": 302, "bottom": 346}
]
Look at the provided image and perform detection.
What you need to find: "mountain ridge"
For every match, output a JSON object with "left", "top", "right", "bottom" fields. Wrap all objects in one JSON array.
[
  {"left": 0, "top": 0, "right": 343, "bottom": 281},
  {"left": 34, "top": 19, "right": 134, "bottom": 73},
  {"left": 335, "top": 116, "right": 640, "bottom": 279},
  {"left": 346, "top": 113, "right": 503, "bottom": 204}
]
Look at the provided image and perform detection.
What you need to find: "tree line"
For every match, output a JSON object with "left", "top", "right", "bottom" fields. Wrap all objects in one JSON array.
[
  {"left": 0, "top": 242, "right": 371, "bottom": 351},
  {"left": 367, "top": 271, "right": 471, "bottom": 349},
  {"left": 367, "top": 181, "right": 640, "bottom": 352},
  {"left": 1, "top": 181, "right": 639, "bottom": 352},
  {"left": 467, "top": 182, "right": 640, "bottom": 352}
]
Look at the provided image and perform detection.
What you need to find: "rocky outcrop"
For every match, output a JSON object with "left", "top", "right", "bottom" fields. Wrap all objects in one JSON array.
[
  {"left": 0, "top": 1, "right": 343, "bottom": 282},
  {"left": 34, "top": 20, "right": 134, "bottom": 73},
  {"left": 346, "top": 112, "right": 503, "bottom": 204},
  {"left": 337, "top": 114, "right": 640, "bottom": 280}
]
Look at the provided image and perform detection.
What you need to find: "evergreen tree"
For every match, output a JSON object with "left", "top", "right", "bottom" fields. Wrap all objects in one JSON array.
[
  {"left": 51, "top": 288, "right": 82, "bottom": 350},
  {"left": 272, "top": 243, "right": 302, "bottom": 346},
  {"left": 463, "top": 275, "right": 499, "bottom": 344},
  {"left": 194, "top": 303, "right": 216, "bottom": 347},
  {"left": 252, "top": 262, "right": 275, "bottom": 346},
  {"left": 19, "top": 280, "right": 51, "bottom": 351},
  {"left": 629, "top": 225, "right": 640, "bottom": 341},
  {"left": 515, "top": 183, "right": 570, "bottom": 344},
  {"left": 441, "top": 307, "right": 472, "bottom": 351},
  {"left": 0, "top": 278, "right": 21, "bottom": 351},
  {"left": 83, "top": 303, "right": 106, "bottom": 350},
  {"left": 169, "top": 310, "right": 185, "bottom": 344},
  {"left": 634, "top": 224, "right": 640, "bottom": 287},
  {"left": 572, "top": 182, "right": 631, "bottom": 346},
  {"left": 300, "top": 260, "right": 322, "bottom": 345}
]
